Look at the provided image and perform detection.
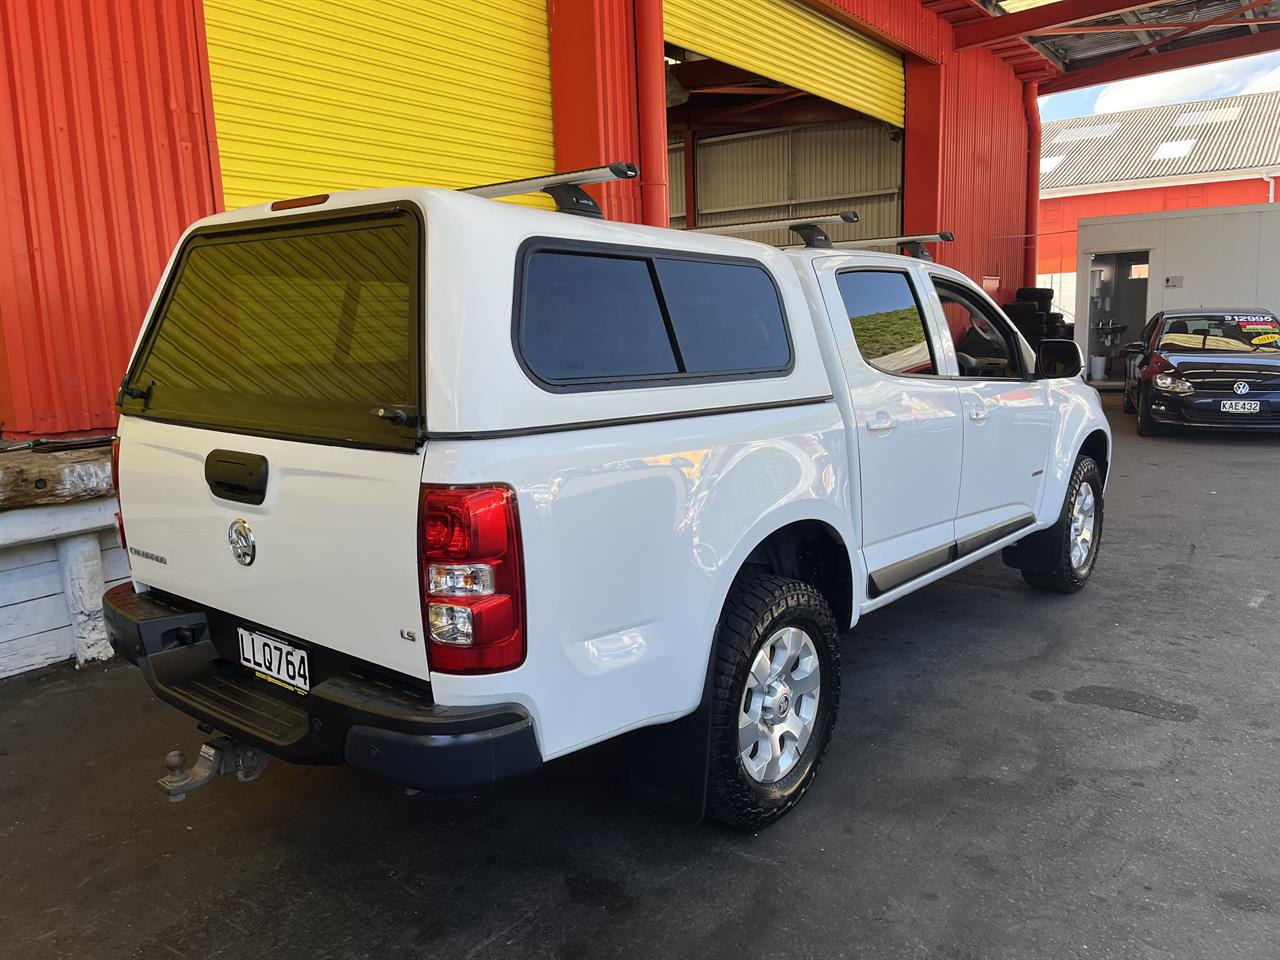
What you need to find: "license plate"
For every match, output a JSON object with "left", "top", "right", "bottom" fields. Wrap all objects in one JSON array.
[
  {"left": 238, "top": 627, "right": 310, "bottom": 694},
  {"left": 1220, "top": 400, "right": 1261, "bottom": 414}
]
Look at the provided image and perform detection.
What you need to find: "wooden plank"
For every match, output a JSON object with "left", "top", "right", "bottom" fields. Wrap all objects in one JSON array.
[
  {"left": 0, "top": 540, "right": 58, "bottom": 573},
  {"left": 0, "top": 447, "right": 113, "bottom": 512},
  {"left": 0, "top": 559, "right": 63, "bottom": 607},
  {"left": 0, "top": 625, "right": 74, "bottom": 679},
  {"left": 0, "top": 592, "right": 72, "bottom": 642}
]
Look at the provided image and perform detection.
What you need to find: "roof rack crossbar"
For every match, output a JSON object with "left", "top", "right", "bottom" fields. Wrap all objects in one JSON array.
[
  {"left": 690, "top": 212, "right": 860, "bottom": 247},
  {"left": 461, "top": 162, "right": 639, "bottom": 218}
]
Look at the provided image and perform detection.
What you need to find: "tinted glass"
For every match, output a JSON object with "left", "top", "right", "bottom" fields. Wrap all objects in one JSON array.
[
  {"left": 123, "top": 211, "right": 419, "bottom": 449},
  {"left": 1158, "top": 313, "right": 1280, "bottom": 353},
  {"left": 934, "top": 280, "right": 1021, "bottom": 379},
  {"left": 654, "top": 259, "right": 790, "bottom": 373},
  {"left": 521, "top": 252, "right": 678, "bottom": 382},
  {"left": 835, "top": 271, "right": 937, "bottom": 376}
]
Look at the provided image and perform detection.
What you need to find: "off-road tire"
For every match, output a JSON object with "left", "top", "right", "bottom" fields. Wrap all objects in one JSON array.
[
  {"left": 705, "top": 573, "right": 840, "bottom": 829},
  {"left": 1022, "top": 455, "right": 1104, "bottom": 594}
]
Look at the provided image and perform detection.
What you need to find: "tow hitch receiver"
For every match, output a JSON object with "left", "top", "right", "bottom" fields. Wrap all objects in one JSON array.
[{"left": 157, "top": 737, "right": 270, "bottom": 801}]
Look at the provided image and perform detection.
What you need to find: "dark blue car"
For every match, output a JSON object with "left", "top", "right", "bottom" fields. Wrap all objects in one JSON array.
[{"left": 1122, "top": 309, "right": 1280, "bottom": 435}]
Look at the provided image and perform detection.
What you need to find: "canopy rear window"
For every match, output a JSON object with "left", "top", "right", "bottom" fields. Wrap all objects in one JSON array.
[{"left": 121, "top": 207, "right": 421, "bottom": 450}]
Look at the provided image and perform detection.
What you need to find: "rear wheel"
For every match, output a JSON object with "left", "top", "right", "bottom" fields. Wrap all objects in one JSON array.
[
  {"left": 1122, "top": 387, "right": 1137, "bottom": 415},
  {"left": 1022, "top": 455, "right": 1103, "bottom": 594},
  {"left": 706, "top": 573, "right": 839, "bottom": 829}
]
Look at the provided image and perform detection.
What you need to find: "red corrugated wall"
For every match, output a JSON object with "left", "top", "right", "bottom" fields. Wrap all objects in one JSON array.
[
  {"left": 1038, "top": 180, "right": 1272, "bottom": 275},
  {"left": 938, "top": 46, "right": 1028, "bottom": 304},
  {"left": 0, "top": 0, "right": 221, "bottom": 440}
]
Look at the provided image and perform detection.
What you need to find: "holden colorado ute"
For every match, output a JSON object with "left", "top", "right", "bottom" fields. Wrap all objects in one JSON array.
[{"left": 104, "top": 164, "right": 1111, "bottom": 828}]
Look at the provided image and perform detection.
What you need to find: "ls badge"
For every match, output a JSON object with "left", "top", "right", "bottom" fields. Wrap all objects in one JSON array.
[{"left": 228, "top": 518, "right": 256, "bottom": 566}]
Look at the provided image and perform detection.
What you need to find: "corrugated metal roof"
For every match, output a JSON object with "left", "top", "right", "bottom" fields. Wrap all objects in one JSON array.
[{"left": 1040, "top": 91, "right": 1280, "bottom": 191}]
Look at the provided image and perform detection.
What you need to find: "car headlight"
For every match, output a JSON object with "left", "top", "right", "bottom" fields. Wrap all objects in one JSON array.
[{"left": 1153, "top": 372, "right": 1194, "bottom": 395}]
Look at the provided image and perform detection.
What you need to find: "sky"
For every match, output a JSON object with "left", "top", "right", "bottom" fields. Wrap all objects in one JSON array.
[{"left": 1039, "top": 50, "right": 1280, "bottom": 120}]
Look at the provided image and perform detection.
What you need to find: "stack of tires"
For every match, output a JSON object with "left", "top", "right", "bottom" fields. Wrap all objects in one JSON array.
[{"left": 1002, "top": 287, "right": 1069, "bottom": 346}]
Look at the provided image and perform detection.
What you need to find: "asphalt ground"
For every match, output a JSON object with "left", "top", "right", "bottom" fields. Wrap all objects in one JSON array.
[{"left": 4, "top": 397, "right": 1279, "bottom": 960}]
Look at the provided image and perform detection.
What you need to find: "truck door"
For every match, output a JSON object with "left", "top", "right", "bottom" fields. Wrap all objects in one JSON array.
[
  {"left": 820, "top": 263, "right": 964, "bottom": 596},
  {"left": 923, "top": 275, "right": 1055, "bottom": 549}
]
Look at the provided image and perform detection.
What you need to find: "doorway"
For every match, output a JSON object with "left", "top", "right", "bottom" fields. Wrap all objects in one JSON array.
[{"left": 1085, "top": 251, "right": 1149, "bottom": 383}]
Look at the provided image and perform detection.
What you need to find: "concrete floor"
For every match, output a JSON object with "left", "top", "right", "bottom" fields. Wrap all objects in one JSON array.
[{"left": 4, "top": 399, "right": 1279, "bottom": 960}]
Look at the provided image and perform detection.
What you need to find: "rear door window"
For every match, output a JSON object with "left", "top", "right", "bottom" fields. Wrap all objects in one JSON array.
[
  {"left": 518, "top": 245, "right": 792, "bottom": 389},
  {"left": 835, "top": 270, "right": 939, "bottom": 376},
  {"left": 121, "top": 208, "right": 421, "bottom": 450}
]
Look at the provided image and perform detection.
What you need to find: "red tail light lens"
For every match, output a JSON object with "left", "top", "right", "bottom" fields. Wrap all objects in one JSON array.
[
  {"left": 419, "top": 485, "right": 525, "bottom": 673},
  {"left": 111, "top": 437, "right": 128, "bottom": 554}
]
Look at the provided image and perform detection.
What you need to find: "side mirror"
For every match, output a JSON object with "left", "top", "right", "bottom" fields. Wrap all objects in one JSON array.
[
  {"left": 1119, "top": 340, "right": 1146, "bottom": 355},
  {"left": 1035, "top": 338, "right": 1083, "bottom": 379}
]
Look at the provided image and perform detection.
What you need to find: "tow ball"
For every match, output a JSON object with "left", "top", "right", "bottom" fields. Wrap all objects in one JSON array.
[{"left": 157, "top": 736, "right": 270, "bottom": 801}]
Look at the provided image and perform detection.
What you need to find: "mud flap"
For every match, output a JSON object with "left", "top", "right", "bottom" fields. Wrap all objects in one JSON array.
[
  {"left": 1002, "top": 519, "right": 1065, "bottom": 573},
  {"left": 622, "top": 702, "right": 712, "bottom": 823}
]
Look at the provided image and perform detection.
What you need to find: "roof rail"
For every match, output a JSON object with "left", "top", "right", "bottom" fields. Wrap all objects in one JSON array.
[
  {"left": 690, "top": 212, "right": 860, "bottom": 248},
  {"left": 830, "top": 231, "right": 955, "bottom": 261},
  {"left": 461, "top": 162, "right": 639, "bottom": 219}
]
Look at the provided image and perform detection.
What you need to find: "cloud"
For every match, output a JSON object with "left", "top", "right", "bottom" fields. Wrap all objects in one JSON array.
[
  {"left": 1243, "top": 63, "right": 1280, "bottom": 95},
  {"left": 1039, "top": 52, "right": 1280, "bottom": 119},
  {"left": 1093, "top": 60, "right": 1257, "bottom": 113}
]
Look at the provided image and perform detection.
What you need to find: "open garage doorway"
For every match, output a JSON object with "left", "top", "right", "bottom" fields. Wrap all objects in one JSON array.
[
  {"left": 664, "top": 52, "right": 903, "bottom": 248},
  {"left": 1085, "top": 250, "right": 1149, "bottom": 384}
]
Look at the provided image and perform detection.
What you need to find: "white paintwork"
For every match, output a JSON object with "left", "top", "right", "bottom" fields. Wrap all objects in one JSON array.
[
  {"left": 117, "top": 419, "right": 430, "bottom": 681},
  {"left": 1, "top": 509, "right": 124, "bottom": 677},
  {"left": 114, "top": 187, "right": 1111, "bottom": 761},
  {"left": 811, "top": 255, "right": 963, "bottom": 576}
]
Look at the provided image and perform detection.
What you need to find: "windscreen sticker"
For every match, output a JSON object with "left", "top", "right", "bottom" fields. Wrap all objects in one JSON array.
[{"left": 1251, "top": 333, "right": 1280, "bottom": 345}]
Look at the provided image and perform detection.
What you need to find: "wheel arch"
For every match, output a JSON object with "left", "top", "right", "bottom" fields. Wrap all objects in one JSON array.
[
  {"left": 725, "top": 515, "right": 855, "bottom": 631},
  {"left": 1078, "top": 428, "right": 1110, "bottom": 486}
]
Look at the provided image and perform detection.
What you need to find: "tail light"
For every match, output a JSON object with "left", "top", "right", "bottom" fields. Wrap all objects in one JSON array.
[
  {"left": 419, "top": 485, "right": 525, "bottom": 673},
  {"left": 111, "top": 437, "right": 128, "bottom": 554}
]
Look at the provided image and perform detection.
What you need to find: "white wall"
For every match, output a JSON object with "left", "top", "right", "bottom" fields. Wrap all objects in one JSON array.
[
  {"left": 1037, "top": 272, "right": 1077, "bottom": 324},
  {"left": 0, "top": 501, "right": 121, "bottom": 678},
  {"left": 1074, "top": 203, "right": 1280, "bottom": 359}
]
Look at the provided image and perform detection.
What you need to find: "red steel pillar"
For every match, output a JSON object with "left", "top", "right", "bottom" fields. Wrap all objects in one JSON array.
[
  {"left": 546, "top": 0, "right": 643, "bottom": 222},
  {"left": 634, "top": 0, "right": 669, "bottom": 226},
  {"left": 902, "top": 58, "right": 945, "bottom": 258},
  {"left": 1023, "top": 79, "right": 1041, "bottom": 289}
]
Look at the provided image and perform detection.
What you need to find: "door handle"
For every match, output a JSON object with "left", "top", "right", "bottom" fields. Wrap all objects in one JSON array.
[
  {"left": 969, "top": 407, "right": 991, "bottom": 423},
  {"left": 867, "top": 413, "right": 895, "bottom": 433},
  {"left": 205, "top": 449, "right": 269, "bottom": 505}
]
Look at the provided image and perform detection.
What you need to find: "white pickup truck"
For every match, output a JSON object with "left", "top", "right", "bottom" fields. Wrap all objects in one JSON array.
[{"left": 105, "top": 165, "right": 1110, "bottom": 828}]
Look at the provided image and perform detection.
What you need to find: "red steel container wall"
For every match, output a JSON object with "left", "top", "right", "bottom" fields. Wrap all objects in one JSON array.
[
  {"left": 0, "top": 0, "right": 221, "bottom": 440},
  {"left": 1038, "top": 179, "right": 1272, "bottom": 275},
  {"left": 939, "top": 47, "right": 1028, "bottom": 305}
]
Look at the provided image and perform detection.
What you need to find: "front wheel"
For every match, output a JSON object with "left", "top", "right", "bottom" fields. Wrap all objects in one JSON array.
[
  {"left": 705, "top": 573, "right": 840, "bottom": 829},
  {"left": 1022, "top": 455, "right": 1104, "bottom": 594}
]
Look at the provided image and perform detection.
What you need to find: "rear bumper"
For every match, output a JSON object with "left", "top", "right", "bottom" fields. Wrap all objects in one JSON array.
[{"left": 102, "top": 583, "right": 541, "bottom": 790}]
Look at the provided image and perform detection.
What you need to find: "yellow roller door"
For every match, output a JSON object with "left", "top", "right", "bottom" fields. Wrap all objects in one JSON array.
[
  {"left": 664, "top": 0, "right": 905, "bottom": 127},
  {"left": 203, "top": 0, "right": 556, "bottom": 209}
]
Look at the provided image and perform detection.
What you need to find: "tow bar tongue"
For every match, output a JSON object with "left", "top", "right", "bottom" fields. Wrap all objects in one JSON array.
[{"left": 157, "top": 736, "right": 269, "bottom": 801}]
